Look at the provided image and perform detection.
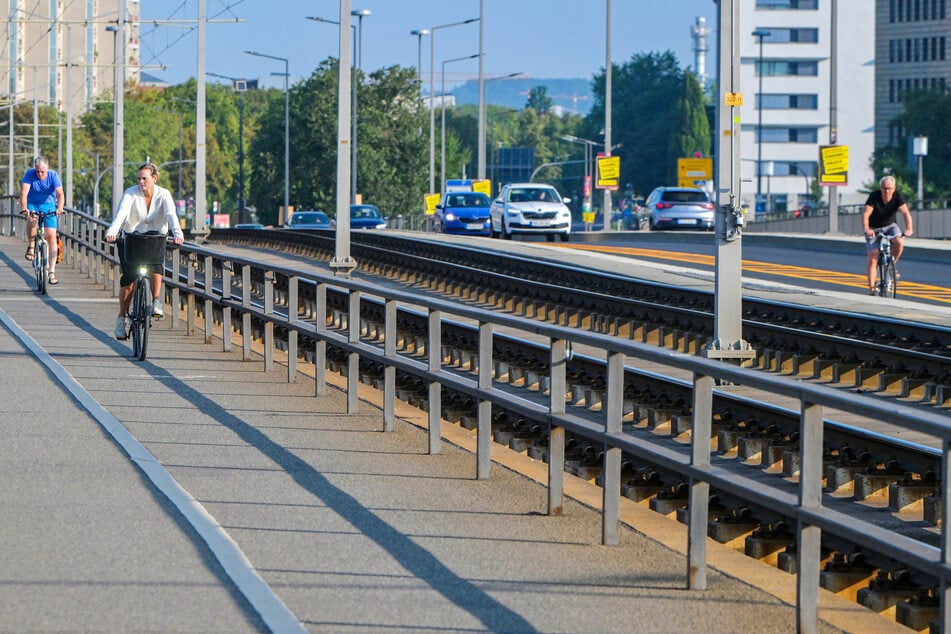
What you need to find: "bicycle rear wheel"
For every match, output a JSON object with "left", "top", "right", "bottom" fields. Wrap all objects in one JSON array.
[
  {"left": 34, "top": 239, "right": 48, "bottom": 295},
  {"left": 130, "top": 277, "right": 152, "bottom": 360}
]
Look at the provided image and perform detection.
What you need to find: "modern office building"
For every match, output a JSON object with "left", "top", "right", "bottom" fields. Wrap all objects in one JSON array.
[
  {"left": 875, "top": 0, "right": 949, "bottom": 148},
  {"left": 1, "top": 0, "right": 140, "bottom": 117},
  {"left": 740, "top": 0, "right": 875, "bottom": 212}
]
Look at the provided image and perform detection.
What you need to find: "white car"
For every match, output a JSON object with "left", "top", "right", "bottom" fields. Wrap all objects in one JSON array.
[{"left": 490, "top": 183, "right": 572, "bottom": 242}]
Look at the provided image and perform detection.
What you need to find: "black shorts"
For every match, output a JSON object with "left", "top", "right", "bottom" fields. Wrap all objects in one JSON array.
[{"left": 118, "top": 232, "right": 167, "bottom": 287}]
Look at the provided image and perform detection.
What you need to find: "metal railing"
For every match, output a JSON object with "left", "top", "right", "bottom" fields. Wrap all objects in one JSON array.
[{"left": 8, "top": 207, "right": 951, "bottom": 633}]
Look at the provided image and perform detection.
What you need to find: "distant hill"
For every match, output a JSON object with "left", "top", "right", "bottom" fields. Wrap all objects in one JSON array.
[{"left": 448, "top": 78, "right": 594, "bottom": 114}]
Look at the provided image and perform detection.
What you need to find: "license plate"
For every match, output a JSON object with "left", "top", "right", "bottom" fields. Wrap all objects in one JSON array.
[
  {"left": 676, "top": 218, "right": 698, "bottom": 225},
  {"left": 466, "top": 223, "right": 484, "bottom": 230},
  {"left": 530, "top": 220, "right": 550, "bottom": 227}
]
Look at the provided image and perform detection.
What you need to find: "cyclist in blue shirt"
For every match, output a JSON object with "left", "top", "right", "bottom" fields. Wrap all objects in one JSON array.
[{"left": 20, "top": 156, "right": 65, "bottom": 284}]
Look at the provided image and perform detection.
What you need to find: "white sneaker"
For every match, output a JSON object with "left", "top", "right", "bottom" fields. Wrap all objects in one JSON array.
[
  {"left": 114, "top": 316, "right": 129, "bottom": 340},
  {"left": 151, "top": 299, "right": 164, "bottom": 319}
]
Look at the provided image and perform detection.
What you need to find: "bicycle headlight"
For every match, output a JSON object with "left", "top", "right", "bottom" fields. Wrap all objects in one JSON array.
[{"left": 138, "top": 265, "right": 148, "bottom": 276}]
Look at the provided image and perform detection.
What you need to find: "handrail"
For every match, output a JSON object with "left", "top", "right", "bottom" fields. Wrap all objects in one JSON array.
[{"left": 15, "top": 206, "right": 951, "bottom": 632}]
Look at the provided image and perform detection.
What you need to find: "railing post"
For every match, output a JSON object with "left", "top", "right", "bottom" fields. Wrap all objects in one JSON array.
[
  {"left": 314, "top": 282, "right": 327, "bottom": 396},
  {"left": 477, "top": 321, "right": 493, "bottom": 479},
  {"left": 427, "top": 308, "right": 442, "bottom": 455},
  {"left": 383, "top": 298, "right": 397, "bottom": 431},
  {"left": 548, "top": 338, "right": 568, "bottom": 516},
  {"left": 263, "top": 270, "right": 275, "bottom": 372},
  {"left": 171, "top": 247, "right": 182, "bottom": 332},
  {"left": 241, "top": 265, "right": 252, "bottom": 360},
  {"left": 217, "top": 259, "right": 229, "bottom": 348},
  {"left": 688, "top": 372, "right": 713, "bottom": 590},
  {"left": 941, "top": 438, "right": 951, "bottom": 634},
  {"left": 287, "top": 275, "right": 298, "bottom": 382},
  {"left": 798, "top": 399, "right": 823, "bottom": 634},
  {"left": 203, "top": 254, "right": 214, "bottom": 342},
  {"left": 347, "top": 289, "right": 360, "bottom": 414},
  {"left": 602, "top": 349, "right": 624, "bottom": 546}
]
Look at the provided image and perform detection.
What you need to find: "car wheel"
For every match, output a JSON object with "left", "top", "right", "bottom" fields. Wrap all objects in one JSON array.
[
  {"left": 545, "top": 234, "right": 555, "bottom": 242},
  {"left": 502, "top": 223, "right": 512, "bottom": 240},
  {"left": 560, "top": 233, "right": 570, "bottom": 242}
]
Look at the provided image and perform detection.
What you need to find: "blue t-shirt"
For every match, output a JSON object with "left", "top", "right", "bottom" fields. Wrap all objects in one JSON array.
[{"left": 22, "top": 168, "right": 63, "bottom": 209}]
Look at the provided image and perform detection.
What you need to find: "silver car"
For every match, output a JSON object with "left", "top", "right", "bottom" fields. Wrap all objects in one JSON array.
[{"left": 646, "top": 187, "right": 715, "bottom": 231}]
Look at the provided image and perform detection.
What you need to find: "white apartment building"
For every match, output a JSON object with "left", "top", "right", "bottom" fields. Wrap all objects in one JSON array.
[
  {"left": 1, "top": 0, "right": 140, "bottom": 117},
  {"left": 875, "top": 0, "right": 949, "bottom": 148},
  {"left": 740, "top": 0, "right": 875, "bottom": 213}
]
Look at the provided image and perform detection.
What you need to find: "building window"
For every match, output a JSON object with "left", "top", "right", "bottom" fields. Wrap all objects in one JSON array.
[
  {"left": 758, "top": 93, "right": 818, "bottom": 109},
  {"left": 762, "top": 28, "right": 819, "bottom": 43},
  {"left": 889, "top": 79, "right": 896, "bottom": 103},
  {"left": 774, "top": 161, "right": 817, "bottom": 177},
  {"left": 756, "top": 0, "right": 818, "bottom": 8},
  {"left": 759, "top": 60, "right": 819, "bottom": 76},
  {"left": 760, "top": 127, "right": 819, "bottom": 143}
]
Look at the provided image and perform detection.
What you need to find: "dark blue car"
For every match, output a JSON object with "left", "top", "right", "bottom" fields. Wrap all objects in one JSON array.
[
  {"left": 434, "top": 192, "right": 492, "bottom": 235},
  {"left": 350, "top": 204, "right": 387, "bottom": 230}
]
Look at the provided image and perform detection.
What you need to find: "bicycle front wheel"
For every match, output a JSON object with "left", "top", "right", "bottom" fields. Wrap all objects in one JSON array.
[
  {"left": 881, "top": 259, "right": 897, "bottom": 298},
  {"left": 130, "top": 277, "right": 152, "bottom": 360},
  {"left": 35, "top": 239, "right": 48, "bottom": 295}
]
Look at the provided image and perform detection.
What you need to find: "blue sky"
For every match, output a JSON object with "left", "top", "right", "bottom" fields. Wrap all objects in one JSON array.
[{"left": 139, "top": 1, "right": 716, "bottom": 89}]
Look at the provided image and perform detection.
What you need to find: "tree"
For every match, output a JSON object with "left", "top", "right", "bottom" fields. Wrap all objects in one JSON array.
[
  {"left": 525, "top": 86, "right": 554, "bottom": 114},
  {"left": 665, "top": 70, "right": 711, "bottom": 184},
  {"left": 587, "top": 51, "right": 686, "bottom": 198}
]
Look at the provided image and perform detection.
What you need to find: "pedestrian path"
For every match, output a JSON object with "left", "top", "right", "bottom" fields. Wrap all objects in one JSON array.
[{"left": 0, "top": 235, "right": 902, "bottom": 633}]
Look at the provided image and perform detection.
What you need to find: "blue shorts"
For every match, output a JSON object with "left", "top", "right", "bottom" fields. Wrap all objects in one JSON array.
[
  {"left": 27, "top": 205, "right": 58, "bottom": 230},
  {"left": 865, "top": 223, "right": 901, "bottom": 252}
]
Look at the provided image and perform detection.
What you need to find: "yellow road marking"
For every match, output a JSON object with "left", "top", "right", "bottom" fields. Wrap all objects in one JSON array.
[{"left": 556, "top": 243, "right": 951, "bottom": 304}]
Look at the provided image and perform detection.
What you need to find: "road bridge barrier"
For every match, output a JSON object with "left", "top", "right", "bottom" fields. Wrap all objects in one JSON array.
[{"left": 6, "top": 207, "right": 951, "bottom": 632}]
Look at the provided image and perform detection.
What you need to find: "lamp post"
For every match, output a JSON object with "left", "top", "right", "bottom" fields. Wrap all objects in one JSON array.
[
  {"left": 305, "top": 16, "right": 361, "bottom": 204},
  {"left": 245, "top": 50, "right": 289, "bottom": 221},
  {"left": 428, "top": 18, "right": 480, "bottom": 194},
  {"left": 106, "top": 19, "right": 124, "bottom": 215},
  {"left": 207, "top": 73, "right": 248, "bottom": 223},
  {"left": 410, "top": 29, "right": 430, "bottom": 95},
  {"left": 440, "top": 54, "right": 480, "bottom": 196},
  {"left": 603, "top": 0, "right": 613, "bottom": 230},
  {"left": 752, "top": 29, "right": 770, "bottom": 214},
  {"left": 562, "top": 134, "right": 600, "bottom": 225}
]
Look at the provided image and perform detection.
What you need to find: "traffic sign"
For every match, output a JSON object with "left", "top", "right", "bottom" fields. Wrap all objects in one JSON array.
[{"left": 818, "top": 145, "right": 848, "bottom": 186}]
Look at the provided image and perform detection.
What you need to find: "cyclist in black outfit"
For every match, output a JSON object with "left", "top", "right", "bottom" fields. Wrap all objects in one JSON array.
[{"left": 862, "top": 175, "right": 913, "bottom": 295}]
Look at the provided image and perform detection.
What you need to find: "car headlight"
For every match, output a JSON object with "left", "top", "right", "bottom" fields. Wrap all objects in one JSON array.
[
  {"left": 445, "top": 212, "right": 456, "bottom": 221},
  {"left": 505, "top": 207, "right": 520, "bottom": 216},
  {"left": 375, "top": 223, "right": 387, "bottom": 230}
]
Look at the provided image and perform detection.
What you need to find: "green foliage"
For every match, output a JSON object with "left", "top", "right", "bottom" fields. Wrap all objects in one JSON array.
[
  {"left": 525, "top": 86, "right": 554, "bottom": 114},
  {"left": 871, "top": 89, "right": 951, "bottom": 199},
  {"left": 586, "top": 51, "right": 693, "bottom": 199},
  {"left": 666, "top": 71, "right": 711, "bottom": 183}
]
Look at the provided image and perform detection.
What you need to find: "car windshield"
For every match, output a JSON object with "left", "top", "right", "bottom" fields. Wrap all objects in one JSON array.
[
  {"left": 662, "top": 191, "right": 708, "bottom": 203},
  {"left": 508, "top": 188, "right": 559, "bottom": 203},
  {"left": 445, "top": 193, "right": 490, "bottom": 208},
  {"left": 351, "top": 205, "right": 382, "bottom": 219},
  {"left": 292, "top": 212, "right": 328, "bottom": 224}
]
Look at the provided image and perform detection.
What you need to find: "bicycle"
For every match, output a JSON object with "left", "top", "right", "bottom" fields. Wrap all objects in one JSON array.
[
  {"left": 26, "top": 211, "right": 56, "bottom": 295},
  {"left": 118, "top": 233, "right": 168, "bottom": 361},
  {"left": 874, "top": 229, "right": 898, "bottom": 298}
]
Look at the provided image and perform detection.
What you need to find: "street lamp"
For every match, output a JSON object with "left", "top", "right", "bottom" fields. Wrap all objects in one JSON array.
[
  {"left": 245, "top": 50, "right": 290, "bottom": 221},
  {"left": 440, "top": 54, "right": 480, "bottom": 196},
  {"left": 207, "top": 72, "right": 248, "bottom": 223},
  {"left": 105, "top": 21, "right": 123, "bottom": 215},
  {"left": 562, "top": 134, "right": 600, "bottom": 224},
  {"left": 480, "top": 72, "right": 521, "bottom": 186},
  {"left": 752, "top": 29, "right": 771, "bottom": 214},
  {"left": 427, "top": 18, "right": 480, "bottom": 194},
  {"left": 305, "top": 16, "right": 361, "bottom": 204},
  {"left": 410, "top": 29, "right": 430, "bottom": 94}
]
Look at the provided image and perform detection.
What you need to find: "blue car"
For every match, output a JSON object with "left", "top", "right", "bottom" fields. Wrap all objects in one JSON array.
[
  {"left": 350, "top": 204, "right": 387, "bottom": 230},
  {"left": 435, "top": 192, "right": 492, "bottom": 235},
  {"left": 287, "top": 211, "right": 333, "bottom": 230}
]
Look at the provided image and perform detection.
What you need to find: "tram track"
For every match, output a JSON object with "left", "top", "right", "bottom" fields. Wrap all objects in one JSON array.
[{"left": 202, "top": 228, "right": 950, "bottom": 630}]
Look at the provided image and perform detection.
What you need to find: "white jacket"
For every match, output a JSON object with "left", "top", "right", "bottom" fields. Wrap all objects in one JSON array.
[{"left": 106, "top": 184, "right": 184, "bottom": 239}]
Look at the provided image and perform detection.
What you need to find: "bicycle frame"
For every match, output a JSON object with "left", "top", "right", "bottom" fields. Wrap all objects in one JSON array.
[
  {"left": 30, "top": 212, "right": 54, "bottom": 295},
  {"left": 875, "top": 230, "right": 897, "bottom": 298}
]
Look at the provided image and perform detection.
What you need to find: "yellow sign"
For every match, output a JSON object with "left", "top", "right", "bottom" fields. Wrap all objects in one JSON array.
[
  {"left": 818, "top": 145, "right": 849, "bottom": 187},
  {"left": 596, "top": 155, "right": 620, "bottom": 189},
  {"left": 725, "top": 92, "right": 743, "bottom": 106},
  {"left": 677, "top": 157, "right": 712, "bottom": 188},
  {"left": 424, "top": 193, "right": 441, "bottom": 215},
  {"left": 471, "top": 179, "right": 491, "bottom": 197}
]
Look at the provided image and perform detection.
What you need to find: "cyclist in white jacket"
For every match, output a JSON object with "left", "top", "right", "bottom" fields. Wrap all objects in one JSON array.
[{"left": 105, "top": 163, "right": 185, "bottom": 339}]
